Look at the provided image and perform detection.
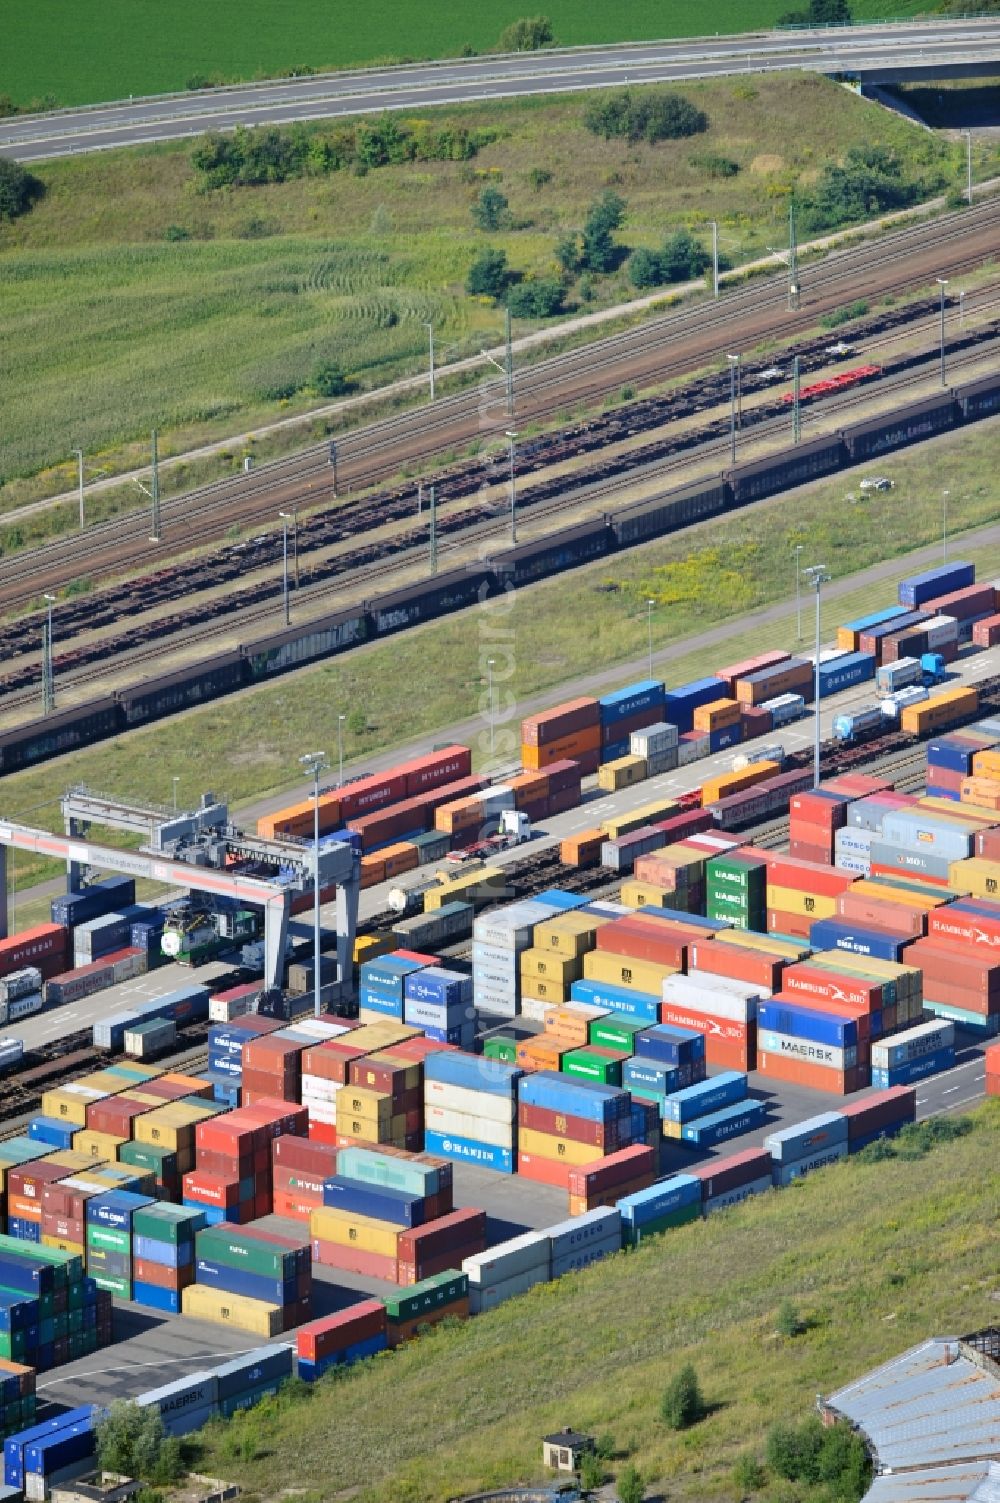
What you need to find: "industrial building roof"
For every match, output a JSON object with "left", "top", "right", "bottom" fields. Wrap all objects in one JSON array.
[{"left": 826, "top": 1338, "right": 1000, "bottom": 1503}]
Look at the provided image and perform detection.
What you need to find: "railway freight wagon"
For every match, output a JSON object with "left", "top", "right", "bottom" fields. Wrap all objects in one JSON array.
[{"left": 2, "top": 375, "right": 999, "bottom": 778}]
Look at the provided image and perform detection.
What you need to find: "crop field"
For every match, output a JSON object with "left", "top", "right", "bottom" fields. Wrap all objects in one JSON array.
[
  {"left": 187, "top": 1105, "right": 998, "bottom": 1503},
  {"left": 2, "top": 417, "right": 998, "bottom": 898},
  {"left": 0, "top": 76, "right": 966, "bottom": 506},
  {"left": 7, "top": 0, "right": 933, "bottom": 109}
]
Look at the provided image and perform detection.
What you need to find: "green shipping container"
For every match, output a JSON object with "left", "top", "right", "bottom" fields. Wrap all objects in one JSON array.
[
  {"left": 118, "top": 1140, "right": 179, "bottom": 1181},
  {"left": 86, "top": 1224, "right": 130, "bottom": 1256},
  {"left": 195, "top": 1227, "right": 294, "bottom": 1281},
  {"left": 106, "top": 1063, "right": 160, "bottom": 1082},
  {"left": 561, "top": 1048, "right": 624, "bottom": 1087},
  {"left": 483, "top": 1037, "right": 517, "bottom": 1066},
  {"left": 622, "top": 1201, "right": 700, "bottom": 1247},
  {"left": 132, "top": 1203, "right": 204, "bottom": 1245},
  {"left": 0, "top": 1334, "right": 27, "bottom": 1362},
  {"left": 383, "top": 1270, "right": 468, "bottom": 1324},
  {"left": 589, "top": 1016, "right": 645, "bottom": 1052},
  {"left": 91, "top": 1273, "right": 130, "bottom": 1299}
]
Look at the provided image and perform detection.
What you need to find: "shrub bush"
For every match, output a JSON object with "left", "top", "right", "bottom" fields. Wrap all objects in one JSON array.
[{"left": 584, "top": 89, "right": 708, "bottom": 143}]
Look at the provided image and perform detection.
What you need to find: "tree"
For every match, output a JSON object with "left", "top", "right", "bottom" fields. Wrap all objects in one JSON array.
[
  {"left": 583, "top": 89, "right": 707, "bottom": 143},
  {"left": 579, "top": 1451, "right": 606, "bottom": 1492},
  {"left": 466, "top": 247, "right": 510, "bottom": 299},
  {"left": 312, "top": 362, "right": 351, "bottom": 398},
  {"left": 617, "top": 1465, "right": 645, "bottom": 1503},
  {"left": 496, "top": 15, "right": 554, "bottom": 50},
  {"left": 581, "top": 189, "right": 625, "bottom": 273},
  {"left": 471, "top": 184, "right": 511, "bottom": 231},
  {"left": 658, "top": 228, "right": 710, "bottom": 282},
  {"left": 733, "top": 1456, "right": 767, "bottom": 1495},
  {"left": 628, "top": 248, "right": 663, "bottom": 289},
  {"left": 660, "top": 1363, "right": 705, "bottom": 1430},
  {"left": 775, "top": 1299, "right": 802, "bottom": 1338},
  {"left": 95, "top": 1401, "right": 182, "bottom": 1485},
  {"left": 554, "top": 233, "right": 582, "bottom": 276},
  {"left": 0, "top": 158, "right": 43, "bottom": 221},
  {"left": 778, "top": 0, "right": 851, "bottom": 22},
  {"left": 507, "top": 278, "right": 564, "bottom": 317}
]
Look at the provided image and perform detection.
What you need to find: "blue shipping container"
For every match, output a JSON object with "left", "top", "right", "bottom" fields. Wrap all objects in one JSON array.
[
  {"left": 617, "top": 1174, "right": 701, "bottom": 1226},
  {"left": 807, "top": 919, "right": 909, "bottom": 964},
  {"left": 758, "top": 999, "right": 859, "bottom": 1050},
  {"left": 709, "top": 723, "right": 742, "bottom": 754},
  {"left": 841, "top": 605, "right": 909, "bottom": 635},
  {"left": 634, "top": 1024, "right": 705, "bottom": 1067},
  {"left": 195, "top": 1259, "right": 294, "bottom": 1306},
  {"left": 570, "top": 980, "right": 660, "bottom": 1021},
  {"left": 4, "top": 1410, "right": 96, "bottom": 1489},
  {"left": 422, "top": 1129, "right": 514, "bottom": 1174},
  {"left": 599, "top": 679, "right": 666, "bottom": 726},
  {"left": 131, "top": 1282, "right": 182, "bottom": 1315},
  {"left": 533, "top": 890, "right": 590, "bottom": 912},
  {"left": 871, "top": 1046, "right": 956, "bottom": 1089},
  {"left": 517, "top": 1071, "right": 630, "bottom": 1125},
  {"left": 680, "top": 1098, "right": 767, "bottom": 1147},
  {"left": 661, "top": 1071, "right": 747, "bottom": 1124},
  {"left": 27, "top": 1118, "right": 77, "bottom": 1151},
  {"left": 817, "top": 651, "right": 876, "bottom": 697},
  {"left": 623, "top": 1058, "right": 690, "bottom": 1097},
  {"left": 321, "top": 1177, "right": 426, "bottom": 1227},
  {"left": 898, "top": 560, "right": 974, "bottom": 610},
  {"left": 423, "top": 1052, "right": 520, "bottom": 1096}
]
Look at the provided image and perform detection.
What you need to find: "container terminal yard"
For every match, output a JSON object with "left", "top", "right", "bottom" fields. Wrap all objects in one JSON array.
[{"left": 1, "top": 541, "right": 1000, "bottom": 1484}]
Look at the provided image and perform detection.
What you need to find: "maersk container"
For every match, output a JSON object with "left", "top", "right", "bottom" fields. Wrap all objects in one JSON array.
[
  {"left": 422, "top": 1128, "right": 515, "bottom": 1174},
  {"left": 570, "top": 979, "right": 661, "bottom": 1022},
  {"left": 760, "top": 1031, "right": 857, "bottom": 1071},
  {"left": 764, "top": 1111, "right": 848, "bottom": 1164},
  {"left": 633, "top": 1025, "right": 705, "bottom": 1068},
  {"left": 518, "top": 1071, "right": 630, "bottom": 1124},
  {"left": 898, "top": 560, "right": 974, "bottom": 610},
  {"left": 807, "top": 919, "right": 908, "bottom": 964},
  {"left": 758, "top": 999, "right": 859, "bottom": 1050},
  {"left": 661, "top": 1071, "right": 747, "bottom": 1124},
  {"left": 704, "top": 1174, "right": 773, "bottom": 1213},
  {"left": 423, "top": 1052, "right": 520, "bottom": 1097},
  {"left": 772, "top": 1141, "right": 848, "bottom": 1186},
  {"left": 681, "top": 1099, "right": 767, "bottom": 1148},
  {"left": 817, "top": 651, "right": 875, "bottom": 697},
  {"left": 870, "top": 1020, "right": 955, "bottom": 1070},
  {"left": 463, "top": 1231, "right": 550, "bottom": 1287},
  {"left": 871, "top": 1045, "right": 956, "bottom": 1089}
]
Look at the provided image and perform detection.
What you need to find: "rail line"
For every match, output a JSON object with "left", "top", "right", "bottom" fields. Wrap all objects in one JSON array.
[
  {"left": 3, "top": 197, "right": 999, "bottom": 612},
  {"left": 1, "top": 311, "right": 996, "bottom": 718}
]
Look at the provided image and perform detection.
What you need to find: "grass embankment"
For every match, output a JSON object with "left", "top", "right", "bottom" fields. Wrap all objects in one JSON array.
[
  {"left": 1, "top": 75, "right": 976, "bottom": 511},
  {"left": 3, "top": 418, "right": 999, "bottom": 899},
  {"left": 188, "top": 1105, "right": 999, "bottom": 1503},
  {"left": 6, "top": 0, "right": 934, "bottom": 109}
]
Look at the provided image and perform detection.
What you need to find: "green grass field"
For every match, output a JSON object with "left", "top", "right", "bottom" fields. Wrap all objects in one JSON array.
[
  {"left": 6, "top": 0, "right": 935, "bottom": 109},
  {"left": 187, "top": 1106, "right": 999, "bottom": 1503},
  {"left": 0, "top": 76, "right": 970, "bottom": 506},
  {"left": 3, "top": 417, "right": 998, "bottom": 898}
]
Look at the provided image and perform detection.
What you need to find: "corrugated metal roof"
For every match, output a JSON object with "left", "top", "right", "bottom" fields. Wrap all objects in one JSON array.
[
  {"left": 827, "top": 1340, "right": 1000, "bottom": 1474},
  {"left": 863, "top": 1461, "right": 993, "bottom": 1503}
]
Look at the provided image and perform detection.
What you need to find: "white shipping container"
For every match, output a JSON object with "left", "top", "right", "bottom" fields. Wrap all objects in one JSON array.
[
  {"left": 468, "top": 1264, "right": 551, "bottom": 1314},
  {"left": 519, "top": 996, "right": 556, "bottom": 1023},
  {"left": 0, "top": 967, "right": 43, "bottom": 1003},
  {"left": 473, "top": 942, "right": 520, "bottom": 972},
  {"left": 662, "top": 973, "right": 762, "bottom": 1023},
  {"left": 881, "top": 687, "right": 928, "bottom": 718},
  {"left": 0, "top": 1038, "right": 24, "bottom": 1071},
  {"left": 759, "top": 1032, "right": 857, "bottom": 1071},
  {"left": 551, "top": 1235, "right": 620, "bottom": 1278},
  {"left": 870, "top": 1018, "right": 955, "bottom": 1069},
  {"left": 474, "top": 965, "right": 519, "bottom": 995},
  {"left": 923, "top": 614, "right": 959, "bottom": 648},
  {"left": 424, "top": 1104, "right": 516, "bottom": 1148},
  {"left": 475, "top": 989, "right": 519, "bottom": 1019},
  {"left": 704, "top": 1175, "right": 773, "bottom": 1214},
  {"left": 677, "top": 734, "right": 710, "bottom": 766},
  {"left": 645, "top": 748, "right": 680, "bottom": 776},
  {"left": 424, "top": 1078, "right": 517, "bottom": 1124},
  {"left": 630, "top": 721, "right": 679, "bottom": 753},
  {"left": 762, "top": 694, "right": 806, "bottom": 726},
  {"left": 301, "top": 1077, "right": 338, "bottom": 1102},
  {"left": 474, "top": 901, "right": 552, "bottom": 950},
  {"left": 545, "top": 1208, "right": 621, "bottom": 1265},
  {"left": 772, "top": 1142, "right": 847, "bottom": 1186},
  {"left": 463, "top": 1229, "right": 551, "bottom": 1286}
]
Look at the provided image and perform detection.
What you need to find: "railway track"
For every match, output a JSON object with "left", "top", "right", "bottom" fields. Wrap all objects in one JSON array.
[
  {"left": 4, "top": 196, "right": 999, "bottom": 614},
  {"left": 2, "top": 311, "right": 997, "bottom": 717}
]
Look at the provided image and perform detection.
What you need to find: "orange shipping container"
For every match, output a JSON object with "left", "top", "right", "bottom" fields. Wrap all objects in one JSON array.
[
  {"left": 360, "top": 854, "right": 386, "bottom": 889},
  {"left": 692, "top": 698, "right": 742, "bottom": 733},
  {"left": 560, "top": 830, "right": 605, "bottom": 867},
  {"left": 960, "top": 778, "right": 1000, "bottom": 811},
  {"left": 381, "top": 843, "right": 419, "bottom": 880},
  {"left": 521, "top": 726, "right": 602, "bottom": 771},
  {"left": 701, "top": 762, "right": 779, "bottom": 807},
  {"left": 258, "top": 792, "right": 342, "bottom": 841},
  {"left": 900, "top": 686, "right": 978, "bottom": 735},
  {"left": 434, "top": 797, "right": 484, "bottom": 834}
]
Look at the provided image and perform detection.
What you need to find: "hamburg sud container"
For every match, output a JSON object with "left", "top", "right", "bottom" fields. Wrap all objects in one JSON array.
[
  {"left": 297, "top": 1301, "right": 388, "bottom": 1382},
  {"left": 764, "top": 1113, "right": 848, "bottom": 1186},
  {"left": 423, "top": 1053, "right": 520, "bottom": 1174},
  {"left": 691, "top": 1147, "right": 773, "bottom": 1213},
  {"left": 617, "top": 1174, "right": 701, "bottom": 1245}
]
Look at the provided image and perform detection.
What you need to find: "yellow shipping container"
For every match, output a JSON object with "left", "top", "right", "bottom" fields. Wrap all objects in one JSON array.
[
  {"left": 692, "top": 697, "right": 742, "bottom": 733},
  {"left": 74, "top": 1071, "right": 131, "bottom": 1093},
  {"left": 349, "top": 1023, "right": 420, "bottom": 1051},
  {"left": 597, "top": 756, "right": 648, "bottom": 793},
  {"left": 519, "top": 949, "right": 581, "bottom": 985},
  {"left": 714, "top": 929, "right": 809, "bottom": 959},
  {"left": 354, "top": 933, "right": 396, "bottom": 967},
  {"left": 900, "top": 685, "right": 978, "bottom": 735},
  {"left": 661, "top": 1119, "right": 683, "bottom": 1140},
  {"left": 766, "top": 885, "right": 838, "bottom": 921},
  {"left": 948, "top": 857, "right": 1000, "bottom": 899},
  {"left": 972, "top": 749, "right": 1000, "bottom": 779},
  {"left": 960, "top": 778, "right": 1000, "bottom": 811},
  {"left": 182, "top": 1285, "right": 284, "bottom": 1338},
  {"left": 583, "top": 951, "right": 678, "bottom": 993},
  {"left": 533, "top": 913, "right": 607, "bottom": 958},
  {"left": 517, "top": 1126, "right": 602, "bottom": 1166},
  {"left": 837, "top": 625, "right": 860, "bottom": 652},
  {"left": 424, "top": 867, "right": 505, "bottom": 910},
  {"left": 41, "top": 1237, "right": 85, "bottom": 1256},
  {"left": 916, "top": 795, "right": 998, "bottom": 824},
  {"left": 701, "top": 762, "right": 779, "bottom": 807},
  {"left": 620, "top": 879, "right": 673, "bottom": 910},
  {"left": 71, "top": 1130, "right": 126, "bottom": 1160},
  {"left": 600, "top": 798, "right": 678, "bottom": 840},
  {"left": 309, "top": 1206, "right": 401, "bottom": 1258},
  {"left": 133, "top": 1101, "right": 216, "bottom": 1151},
  {"left": 39, "top": 1151, "right": 99, "bottom": 1173},
  {"left": 335, "top": 1085, "right": 392, "bottom": 1127},
  {"left": 520, "top": 977, "right": 572, "bottom": 1005},
  {"left": 850, "top": 879, "right": 949, "bottom": 913},
  {"left": 40, "top": 1087, "right": 107, "bottom": 1127}
]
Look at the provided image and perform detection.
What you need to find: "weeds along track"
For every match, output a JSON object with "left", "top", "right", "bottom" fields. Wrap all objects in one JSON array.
[
  {"left": 1, "top": 682, "right": 990, "bottom": 1124},
  {"left": 2, "top": 198, "right": 998, "bottom": 610},
  {"left": 0, "top": 309, "right": 996, "bottom": 716}
]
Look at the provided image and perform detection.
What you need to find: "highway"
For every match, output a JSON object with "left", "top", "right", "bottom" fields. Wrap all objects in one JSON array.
[{"left": 2, "top": 21, "right": 999, "bottom": 161}]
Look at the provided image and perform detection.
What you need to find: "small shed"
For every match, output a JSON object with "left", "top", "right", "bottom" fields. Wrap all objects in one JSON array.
[{"left": 543, "top": 1429, "right": 595, "bottom": 1473}]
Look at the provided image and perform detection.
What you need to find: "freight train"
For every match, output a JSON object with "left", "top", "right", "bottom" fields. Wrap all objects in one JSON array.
[{"left": 1, "top": 374, "right": 997, "bottom": 778}]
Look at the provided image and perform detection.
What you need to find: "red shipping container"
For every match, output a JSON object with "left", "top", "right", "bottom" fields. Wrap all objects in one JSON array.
[
  {"left": 658, "top": 1003, "right": 758, "bottom": 1070},
  {"left": 133, "top": 1258, "right": 192, "bottom": 1290},
  {"left": 348, "top": 774, "right": 486, "bottom": 847},
  {"left": 522, "top": 698, "right": 599, "bottom": 748},
  {"left": 740, "top": 705, "right": 774, "bottom": 736},
  {"left": 688, "top": 938, "right": 788, "bottom": 993},
  {"left": 86, "top": 1095, "right": 157, "bottom": 1136},
  {"left": 398, "top": 1240, "right": 484, "bottom": 1287},
  {"left": 926, "top": 764, "right": 965, "bottom": 794},
  {"left": 838, "top": 1087, "right": 916, "bottom": 1141},
  {"left": 308, "top": 1122, "right": 338, "bottom": 1146},
  {"left": 241, "top": 1077, "right": 297, "bottom": 1106},
  {"left": 906, "top": 941, "right": 1000, "bottom": 997},
  {"left": 544, "top": 759, "right": 584, "bottom": 796},
  {"left": 0, "top": 923, "right": 68, "bottom": 980},
  {"left": 594, "top": 919, "right": 690, "bottom": 969},
  {"left": 927, "top": 902, "right": 1000, "bottom": 951},
  {"left": 398, "top": 746, "right": 473, "bottom": 798},
  {"left": 690, "top": 1147, "right": 773, "bottom": 1200},
  {"left": 348, "top": 1053, "right": 422, "bottom": 1099},
  {"left": 396, "top": 1207, "right": 485, "bottom": 1265},
  {"left": 338, "top": 772, "right": 409, "bottom": 825},
  {"left": 41, "top": 1213, "right": 85, "bottom": 1244},
  {"left": 768, "top": 909, "right": 812, "bottom": 939},
  {"left": 302, "top": 1039, "right": 375, "bottom": 1084},
  {"left": 8, "top": 1160, "right": 79, "bottom": 1201},
  {"left": 789, "top": 841, "right": 833, "bottom": 866},
  {"left": 388, "top": 1036, "right": 455, "bottom": 1063},
  {"left": 600, "top": 707, "right": 665, "bottom": 747},
  {"left": 824, "top": 773, "right": 895, "bottom": 797},
  {"left": 714, "top": 651, "right": 791, "bottom": 694},
  {"left": 516, "top": 1151, "right": 574, "bottom": 1189},
  {"left": 271, "top": 1136, "right": 338, "bottom": 1176},
  {"left": 567, "top": 1145, "right": 656, "bottom": 1197},
  {"left": 763, "top": 854, "right": 855, "bottom": 897},
  {"left": 923, "top": 583, "right": 997, "bottom": 621},
  {"left": 976, "top": 828, "right": 1000, "bottom": 860},
  {"left": 790, "top": 791, "right": 850, "bottom": 830},
  {"left": 311, "top": 1240, "right": 398, "bottom": 1281},
  {"left": 757, "top": 1050, "right": 868, "bottom": 1094},
  {"left": 973, "top": 614, "right": 1000, "bottom": 649},
  {"left": 297, "top": 1300, "right": 387, "bottom": 1362},
  {"left": 781, "top": 963, "right": 883, "bottom": 1011},
  {"left": 517, "top": 1102, "right": 628, "bottom": 1151},
  {"left": 836, "top": 889, "right": 927, "bottom": 938},
  {"left": 182, "top": 1170, "right": 243, "bottom": 1206}
]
